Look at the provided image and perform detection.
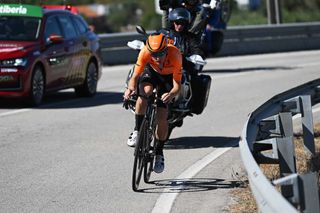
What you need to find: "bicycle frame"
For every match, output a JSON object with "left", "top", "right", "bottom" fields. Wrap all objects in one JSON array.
[{"left": 132, "top": 92, "right": 159, "bottom": 191}]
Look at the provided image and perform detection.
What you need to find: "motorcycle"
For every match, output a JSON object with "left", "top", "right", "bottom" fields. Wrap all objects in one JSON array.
[
  {"left": 124, "top": 26, "right": 212, "bottom": 140},
  {"left": 202, "top": 0, "right": 232, "bottom": 56}
]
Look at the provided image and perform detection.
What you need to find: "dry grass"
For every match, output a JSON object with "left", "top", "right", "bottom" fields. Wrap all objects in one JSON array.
[
  {"left": 227, "top": 123, "right": 320, "bottom": 212},
  {"left": 227, "top": 171, "right": 258, "bottom": 213}
]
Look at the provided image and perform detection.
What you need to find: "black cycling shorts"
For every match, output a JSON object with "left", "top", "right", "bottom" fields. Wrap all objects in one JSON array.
[{"left": 138, "top": 65, "right": 173, "bottom": 108}]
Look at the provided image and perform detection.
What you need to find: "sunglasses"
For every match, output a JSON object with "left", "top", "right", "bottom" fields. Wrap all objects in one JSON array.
[
  {"left": 174, "top": 20, "right": 187, "bottom": 26},
  {"left": 151, "top": 49, "right": 167, "bottom": 58}
]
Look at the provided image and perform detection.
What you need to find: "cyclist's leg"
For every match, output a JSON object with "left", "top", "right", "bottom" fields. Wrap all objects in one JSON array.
[
  {"left": 136, "top": 65, "right": 157, "bottom": 114},
  {"left": 155, "top": 72, "right": 173, "bottom": 142},
  {"left": 154, "top": 112, "right": 166, "bottom": 174},
  {"left": 127, "top": 83, "right": 152, "bottom": 146},
  {"left": 127, "top": 66, "right": 156, "bottom": 146},
  {"left": 135, "top": 67, "right": 156, "bottom": 129},
  {"left": 156, "top": 107, "right": 169, "bottom": 141},
  {"left": 153, "top": 74, "right": 172, "bottom": 173},
  {"left": 135, "top": 82, "right": 153, "bottom": 114}
]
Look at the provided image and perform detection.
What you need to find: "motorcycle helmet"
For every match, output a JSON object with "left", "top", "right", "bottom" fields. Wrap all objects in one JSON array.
[{"left": 168, "top": 7, "right": 191, "bottom": 25}]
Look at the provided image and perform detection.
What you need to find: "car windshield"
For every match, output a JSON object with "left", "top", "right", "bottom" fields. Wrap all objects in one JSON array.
[{"left": 0, "top": 16, "right": 41, "bottom": 41}]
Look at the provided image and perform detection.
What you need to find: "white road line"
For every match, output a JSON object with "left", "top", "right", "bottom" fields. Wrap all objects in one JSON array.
[
  {"left": 0, "top": 108, "right": 32, "bottom": 117},
  {"left": 299, "top": 62, "right": 320, "bottom": 67},
  {"left": 151, "top": 141, "right": 238, "bottom": 213}
]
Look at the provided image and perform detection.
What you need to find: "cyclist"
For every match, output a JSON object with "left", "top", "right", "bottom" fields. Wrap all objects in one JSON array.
[{"left": 123, "top": 33, "right": 182, "bottom": 173}]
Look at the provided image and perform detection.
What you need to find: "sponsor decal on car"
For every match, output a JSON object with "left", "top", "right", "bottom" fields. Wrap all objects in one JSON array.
[{"left": 0, "top": 4, "right": 43, "bottom": 17}]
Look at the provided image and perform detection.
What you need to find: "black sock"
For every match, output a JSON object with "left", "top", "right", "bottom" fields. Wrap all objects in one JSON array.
[
  {"left": 134, "top": 114, "right": 144, "bottom": 131},
  {"left": 155, "top": 140, "right": 166, "bottom": 156}
]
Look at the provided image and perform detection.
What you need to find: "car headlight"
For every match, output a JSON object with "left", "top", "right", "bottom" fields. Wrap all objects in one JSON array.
[{"left": 1, "top": 58, "right": 28, "bottom": 67}]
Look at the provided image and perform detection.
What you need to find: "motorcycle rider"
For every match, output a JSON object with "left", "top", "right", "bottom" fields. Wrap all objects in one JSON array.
[
  {"left": 159, "top": 7, "right": 205, "bottom": 113},
  {"left": 124, "top": 33, "right": 182, "bottom": 173},
  {"left": 160, "top": 0, "right": 210, "bottom": 43},
  {"left": 163, "top": 7, "right": 205, "bottom": 69}
]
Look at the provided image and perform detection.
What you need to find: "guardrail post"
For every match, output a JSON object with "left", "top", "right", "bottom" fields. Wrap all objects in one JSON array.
[
  {"left": 298, "top": 173, "right": 320, "bottom": 213},
  {"left": 273, "top": 174, "right": 300, "bottom": 206},
  {"left": 277, "top": 137, "right": 296, "bottom": 176},
  {"left": 272, "top": 172, "right": 320, "bottom": 212},
  {"left": 278, "top": 112, "right": 297, "bottom": 198},
  {"left": 299, "top": 96, "right": 315, "bottom": 156},
  {"left": 276, "top": 136, "right": 296, "bottom": 198},
  {"left": 283, "top": 96, "right": 315, "bottom": 156},
  {"left": 254, "top": 113, "right": 296, "bottom": 176},
  {"left": 254, "top": 112, "right": 298, "bottom": 198}
]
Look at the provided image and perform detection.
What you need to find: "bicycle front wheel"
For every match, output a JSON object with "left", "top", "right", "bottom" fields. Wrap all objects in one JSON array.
[
  {"left": 144, "top": 121, "right": 154, "bottom": 183},
  {"left": 132, "top": 127, "right": 145, "bottom": 192}
]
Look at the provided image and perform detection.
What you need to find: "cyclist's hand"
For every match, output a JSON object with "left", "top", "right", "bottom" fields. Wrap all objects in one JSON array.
[
  {"left": 123, "top": 88, "right": 135, "bottom": 100},
  {"left": 161, "top": 92, "right": 174, "bottom": 104}
]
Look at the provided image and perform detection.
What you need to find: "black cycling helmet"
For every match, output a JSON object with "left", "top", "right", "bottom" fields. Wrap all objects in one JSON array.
[{"left": 168, "top": 7, "right": 191, "bottom": 25}]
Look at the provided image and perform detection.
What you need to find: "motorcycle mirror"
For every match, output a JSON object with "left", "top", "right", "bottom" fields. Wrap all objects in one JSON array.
[
  {"left": 136, "top": 25, "right": 148, "bottom": 36},
  {"left": 202, "top": 3, "right": 211, "bottom": 9},
  {"left": 186, "top": 54, "right": 207, "bottom": 66},
  {"left": 127, "top": 40, "right": 145, "bottom": 50}
]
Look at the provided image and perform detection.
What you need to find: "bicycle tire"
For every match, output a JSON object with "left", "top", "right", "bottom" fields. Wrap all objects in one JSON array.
[
  {"left": 144, "top": 120, "right": 154, "bottom": 183},
  {"left": 132, "top": 129, "right": 145, "bottom": 191}
]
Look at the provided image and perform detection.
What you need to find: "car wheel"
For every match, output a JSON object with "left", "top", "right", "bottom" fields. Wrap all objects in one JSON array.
[
  {"left": 75, "top": 61, "right": 98, "bottom": 97},
  {"left": 29, "top": 66, "right": 45, "bottom": 106}
]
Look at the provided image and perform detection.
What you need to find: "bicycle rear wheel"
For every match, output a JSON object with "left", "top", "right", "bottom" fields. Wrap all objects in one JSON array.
[{"left": 132, "top": 127, "right": 145, "bottom": 191}]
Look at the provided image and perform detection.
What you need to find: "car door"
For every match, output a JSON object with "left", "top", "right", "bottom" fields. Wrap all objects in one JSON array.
[
  {"left": 42, "top": 15, "right": 70, "bottom": 90},
  {"left": 70, "top": 15, "right": 92, "bottom": 84},
  {"left": 56, "top": 15, "right": 82, "bottom": 86}
]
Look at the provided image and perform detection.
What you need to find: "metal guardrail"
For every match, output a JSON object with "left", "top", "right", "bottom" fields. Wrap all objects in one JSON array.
[
  {"left": 239, "top": 79, "right": 320, "bottom": 213},
  {"left": 98, "top": 22, "right": 320, "bottom": 65}
]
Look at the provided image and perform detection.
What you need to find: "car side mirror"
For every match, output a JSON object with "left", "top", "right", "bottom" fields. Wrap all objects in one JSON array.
[{"left": 46, "top": 34, "right": 64, "bottom": 44}]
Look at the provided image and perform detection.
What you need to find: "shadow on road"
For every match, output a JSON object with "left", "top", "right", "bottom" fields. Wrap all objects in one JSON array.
[
  {"left": 0, "top": 91, "right": 124, "bottom": 109},
  {"left": 137, "top": 177, "right": 245, "bottom": 193},
  {"left": 204, "top": 66, "right": 295, "bottom": 73},
  {"left": 165, "top": 136, "right": 239, "bottom": 149},
  {"left": 40, "top": 91, "right": 123, "bottom": 109}
]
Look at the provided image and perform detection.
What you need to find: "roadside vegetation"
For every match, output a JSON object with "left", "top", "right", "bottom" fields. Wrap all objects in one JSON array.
[
  {"left": 227, "top": 123, "right": 320, "bottom": 213},
  {"left": 229, "top": 0, "right": 320, "bottom": 26}
]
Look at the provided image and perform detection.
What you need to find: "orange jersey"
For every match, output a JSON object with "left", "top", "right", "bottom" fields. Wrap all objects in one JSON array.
[{"left": 134, "top": 44, "right": 182, "bottom": 82}]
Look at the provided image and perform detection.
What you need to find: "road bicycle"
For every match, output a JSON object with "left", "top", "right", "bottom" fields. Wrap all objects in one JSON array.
[{"left": 125, "top": 92, "right": 159, "bottom": 192}]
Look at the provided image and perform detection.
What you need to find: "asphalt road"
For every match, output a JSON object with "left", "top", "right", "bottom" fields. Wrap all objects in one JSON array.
[{"left": 0, "top": 50, "right": 319, "bottom": 213}]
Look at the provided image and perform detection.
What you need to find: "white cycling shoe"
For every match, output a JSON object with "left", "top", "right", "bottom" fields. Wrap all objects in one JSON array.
[
  {"left": 153, "top": 155, "right": 165, "bottom": 173},
  {"left": 127, "top": 130, "right": 138, "bottom": 147}
]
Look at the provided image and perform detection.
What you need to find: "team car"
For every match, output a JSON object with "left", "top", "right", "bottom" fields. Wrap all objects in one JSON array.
[{"left": 0, "top": 4, "right": 102, "bottom": 106}]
